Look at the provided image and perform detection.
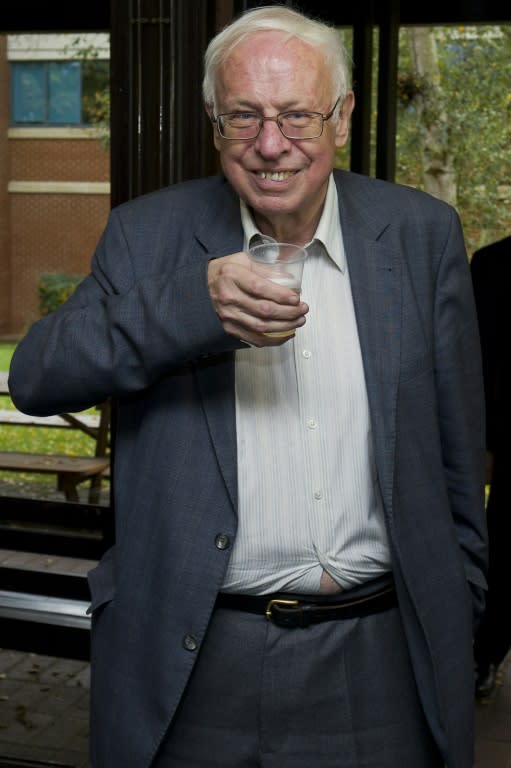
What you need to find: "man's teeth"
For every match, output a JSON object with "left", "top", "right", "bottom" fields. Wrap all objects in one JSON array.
[{"left": 258, "top": 171, "right": 294, "bottom": 181}]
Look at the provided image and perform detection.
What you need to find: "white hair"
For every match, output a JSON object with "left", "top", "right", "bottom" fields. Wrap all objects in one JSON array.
[{"left": 202, "top": 5, "right": 352, "bottom": 115}]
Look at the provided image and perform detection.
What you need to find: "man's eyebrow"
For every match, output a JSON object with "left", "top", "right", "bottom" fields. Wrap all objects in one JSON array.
[{"left": 221, "top": 100, "right": 310, "bottom": 113}]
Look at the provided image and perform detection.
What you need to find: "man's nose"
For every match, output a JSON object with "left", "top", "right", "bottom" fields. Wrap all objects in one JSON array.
[{"left": 254, "top": 118, "right": 292, "bottom": 155}]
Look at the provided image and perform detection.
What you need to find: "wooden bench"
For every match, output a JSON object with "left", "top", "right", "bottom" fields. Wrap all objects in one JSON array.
[
  {"left": 0, "top": 451, "right": 110, "bottom": 502},
  {"left": 0, "top": 408, "right": 100, "bottom": 433},
  {"left": 0, "top": 399, "right": 111, "bottom": 504}
]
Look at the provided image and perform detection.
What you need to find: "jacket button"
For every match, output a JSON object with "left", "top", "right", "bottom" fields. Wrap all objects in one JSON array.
[
  {"left": 182, "top": 634, "right": 198, "bottom": 652},
  {"left": 215, "top": 533, "right": 231, "bottom": 550}
]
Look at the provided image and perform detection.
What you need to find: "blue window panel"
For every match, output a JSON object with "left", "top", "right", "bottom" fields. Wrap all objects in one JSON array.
[
  {"left": 11, "top": 62, "right": 46, "bottom": 123},
  {"left": 48, "top": 61, "right": 81, "bottom": 124},
  {"left": 10, "top": 59, "right": 108, "bottom": 127}
]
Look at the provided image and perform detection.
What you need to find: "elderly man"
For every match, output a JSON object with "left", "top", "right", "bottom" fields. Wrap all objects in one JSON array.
[{"left": 9, "top": 6, "right": 487, "bottom": 768}]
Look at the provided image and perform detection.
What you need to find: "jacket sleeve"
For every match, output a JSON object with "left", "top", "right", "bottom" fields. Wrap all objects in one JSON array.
[{"left": 9, "top": 201, "right": 237, "bottom": 416}]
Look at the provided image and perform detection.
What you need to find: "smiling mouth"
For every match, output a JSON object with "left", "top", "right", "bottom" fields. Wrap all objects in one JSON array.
[{"left": 257, "top": 171, "right": 297, "bottom": 181}]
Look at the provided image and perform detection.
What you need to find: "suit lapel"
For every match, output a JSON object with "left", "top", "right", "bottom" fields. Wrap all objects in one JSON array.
[
  {"left": 192, "top": 180, "right": 243, "bottom": 510},
  {"left": 195, "top": 353, "right": 238, "bottom": 508},
  {"left": 336, "top": 172, "right": 401, "bottom": 513}
]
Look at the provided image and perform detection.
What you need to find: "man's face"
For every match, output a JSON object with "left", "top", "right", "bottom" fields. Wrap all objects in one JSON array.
[{"left": 211, "top": 31, "right": 353, "bottom": 237}]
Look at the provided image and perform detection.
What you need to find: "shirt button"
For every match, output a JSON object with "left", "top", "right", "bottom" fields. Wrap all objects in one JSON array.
[
  {"left": 314, "top": 489, "right": 323, "bottom": 500},
  {"left": 307, "top": 418, "right": 317, "bottom": 429},
  {"left": 302, "top": 349, "right": 312, "bottom": 359},
  {"left": 215, "top": 533, "right": 231, "bottom": 550},
  {"left": 183, "top": 634, "right": 198, "bottom": 652}
]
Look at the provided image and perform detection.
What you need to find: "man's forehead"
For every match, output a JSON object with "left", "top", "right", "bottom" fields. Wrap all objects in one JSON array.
[
  {"left": 224, "top": 30, "right": 323, "bottom": 63},
  {"left": 216, "top": 34, "right": 330, "bottom": 99}
]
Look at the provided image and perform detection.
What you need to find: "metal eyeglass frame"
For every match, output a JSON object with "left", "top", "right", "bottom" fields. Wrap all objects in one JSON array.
[{"left": 212, "top": 97, "right": 341, "bottom": 141}]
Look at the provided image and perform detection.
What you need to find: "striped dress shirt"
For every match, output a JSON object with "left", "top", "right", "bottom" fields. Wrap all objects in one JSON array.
[{"left": 221, "top": 174, "right": 391, "bottom": 595}]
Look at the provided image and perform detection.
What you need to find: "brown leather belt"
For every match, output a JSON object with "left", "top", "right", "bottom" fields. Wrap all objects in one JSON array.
[{"left": 215, "top": 573, "right": 396, "bottom": 629}]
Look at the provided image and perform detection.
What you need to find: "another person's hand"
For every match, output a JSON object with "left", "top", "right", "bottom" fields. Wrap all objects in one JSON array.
[{"left": 208, "top": 252, "right": 309, "bottom": 346}]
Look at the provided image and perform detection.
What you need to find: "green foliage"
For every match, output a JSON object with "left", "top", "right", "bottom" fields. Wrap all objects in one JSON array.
[
  {"left": 396, "top": 25, "right": 511, "bottom": 254},
  {"left": 82, "top": 84, "right": 110, "bottom": 147},
  {"left": 66, "top": 36, "right": 110, "bottom": 146},
  {"left": 38, "top": 272, "right": 84, "bottom": 317}
]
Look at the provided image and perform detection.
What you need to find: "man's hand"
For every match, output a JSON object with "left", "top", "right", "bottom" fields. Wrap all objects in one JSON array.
[{"left": 208, "top": 252, "right": 309, "bottom": 346}]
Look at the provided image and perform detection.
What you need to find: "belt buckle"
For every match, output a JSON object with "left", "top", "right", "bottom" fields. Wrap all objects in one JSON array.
[{"left": 265, "top": 598, "right": 300, "bottom": 621}]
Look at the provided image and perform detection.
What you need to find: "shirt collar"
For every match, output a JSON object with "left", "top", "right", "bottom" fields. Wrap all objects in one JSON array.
[{"left": 240, "top": 173, "right": 345, "bottom": 273}]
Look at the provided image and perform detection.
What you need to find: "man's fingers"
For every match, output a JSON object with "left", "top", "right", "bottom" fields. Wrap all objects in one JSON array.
[{"left": 208, "top": 253, "right": 309, "bottom": 341}]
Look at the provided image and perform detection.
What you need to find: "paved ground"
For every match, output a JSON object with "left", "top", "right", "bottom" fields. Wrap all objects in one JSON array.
[
  {"left": 0, "top": 546, "right": 94, "bottom": 768},
  {"left": 475, "top": 654, "right": 511, "bottom": 768},
  {"left": 0, "top": 648, "right": 90, "bottom": 767},
  {"left": 0, "top": 647, "right": 508, "bottom": 767}
]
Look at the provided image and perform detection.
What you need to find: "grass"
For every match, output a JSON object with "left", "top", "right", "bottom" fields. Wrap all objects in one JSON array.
[
  {"left": 0, "top": 340, "right": 105, "bottom": 497},
  {"left": 0, "top": 342, "right": 15, "bottom": 371},
  {"left": 0, "top": 342, "right": 18, "bottom": 415}
]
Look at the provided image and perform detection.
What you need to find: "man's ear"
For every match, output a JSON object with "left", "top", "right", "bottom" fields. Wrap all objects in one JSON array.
[
  {"left": 205, "top": 102, "right": 221, "bottom": 150},
  {"left": 334, "top": 91, "right": 355, "bottom": 149}
]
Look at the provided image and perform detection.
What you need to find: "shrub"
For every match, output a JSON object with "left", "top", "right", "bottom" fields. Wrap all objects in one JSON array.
[{"left": 38, "top": 272, "right": 84, "bottom": 317}]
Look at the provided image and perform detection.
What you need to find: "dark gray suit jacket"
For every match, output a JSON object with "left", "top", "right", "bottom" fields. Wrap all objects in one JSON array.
[{"left": 9, "top": 169, "right": 487, "bottom": 768}]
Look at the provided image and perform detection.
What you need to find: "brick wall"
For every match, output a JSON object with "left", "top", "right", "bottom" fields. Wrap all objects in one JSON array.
[
  {"left": 10, "top": 190, "right": 110, "bottom": 332},
  {"left": 7, "top": 136, "right": 110, "bottom": 334},
  {"left": 0, "top": 37, "right": 11, "bottom": 336},
  {"left": 10, "top": 138, "right": 110, "bottom": 182}
]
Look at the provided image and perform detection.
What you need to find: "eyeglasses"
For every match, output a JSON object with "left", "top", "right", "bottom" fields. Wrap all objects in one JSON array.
[{"left": 212, "top": 97, "right": 341, "bottom": 141}]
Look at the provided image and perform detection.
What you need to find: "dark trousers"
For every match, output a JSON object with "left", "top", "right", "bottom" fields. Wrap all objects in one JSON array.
[{"left": 153, "top": 599, "right": 443, "bottom": 767}]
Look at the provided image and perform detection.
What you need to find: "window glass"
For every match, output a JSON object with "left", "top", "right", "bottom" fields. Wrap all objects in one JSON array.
[
  {"left": 82, "top": 59, "right": 110, "bottom": 125},
  {"left": 334, "top": 27, "right": 353, "bottom": 171},
  {"left": 396, "top": 24, "right": 511, "bottom": 254},
  {"left": 11, "top": 59, "right": 108, "bottom": 126},
  {"left": 11, "top": 61, "right": 45, "bottom": 122},
  {"left": 48, "top": 60, "right": 81, "bottom": 123},
  {"left": 1, "top": 32, "right": 111, "bottom": 506}
]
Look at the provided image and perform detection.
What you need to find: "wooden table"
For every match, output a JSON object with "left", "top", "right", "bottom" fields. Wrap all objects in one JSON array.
[{"left": 0, "top": 370, "right": 111, "bottom": 504}]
